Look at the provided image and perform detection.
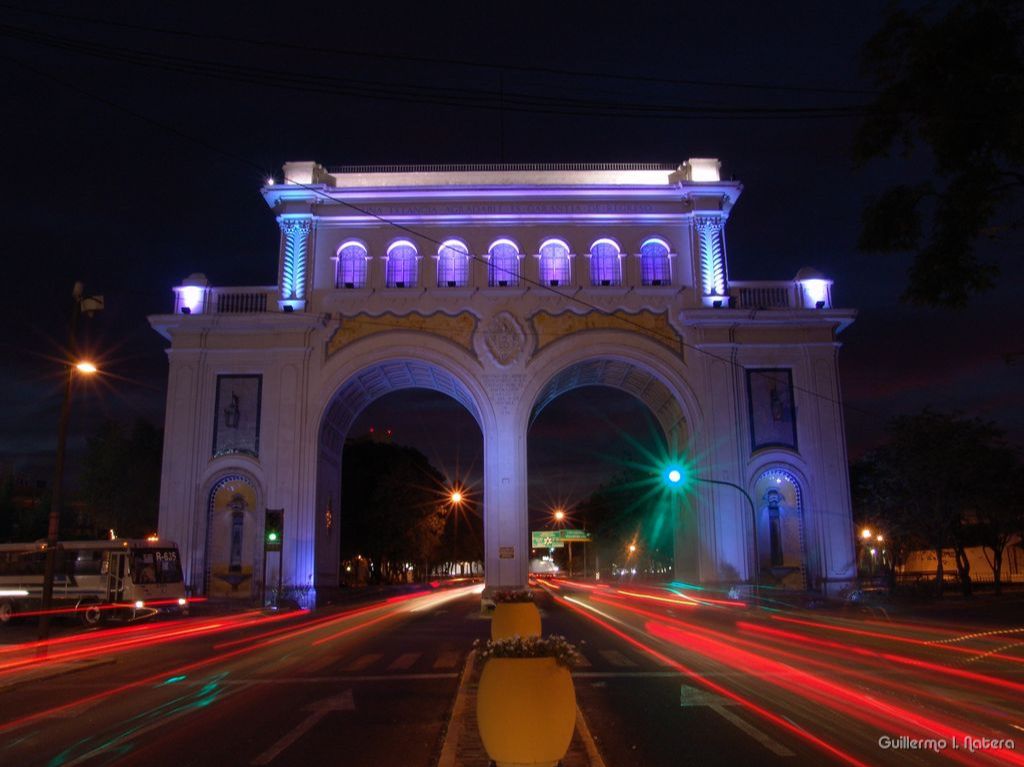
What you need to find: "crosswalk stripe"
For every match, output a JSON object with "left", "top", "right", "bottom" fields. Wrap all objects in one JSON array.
[
  {"left": 387, "top": 652, "right": 421, "bottom": 671},
  {"left": 433, "top": 651, "right": 461, "bottom": 670},
  {"left": 344, "top": 653, "right": 383, "bottom": 672},
  {"left": 599, "top": 650, "right": 638, "bottom": 668}
]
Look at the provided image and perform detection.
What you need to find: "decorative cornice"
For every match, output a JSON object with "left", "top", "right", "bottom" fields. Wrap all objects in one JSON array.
[
  {"left": 326, "top": 311, "right": 478, "bottom": 357},
  {"left": 529, "top": 309, "right": 682, "bottom": 356}
]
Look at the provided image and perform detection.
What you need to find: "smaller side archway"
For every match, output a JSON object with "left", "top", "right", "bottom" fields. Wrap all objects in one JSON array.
[
  {"left": 204, "top": 472, "right": 263, "bottom": 600},
  {"left": 752, "top": 466, "right": 808, "bottom": 590}
]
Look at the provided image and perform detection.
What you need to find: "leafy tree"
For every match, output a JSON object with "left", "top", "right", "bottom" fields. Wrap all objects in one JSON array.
[
  {"left": 340, "top": 438, "right": 450, "bottom": 582},
  {"left": 80, "top": 419, "right": 162, "bottom": 538},
  {"left": 854, "top": 0, "right": 1024, "bottom": 307},
  {"left": 852, "top": 410, "right": 1016, "bottom": 596},
  {"left": 576, "top": 464, "right": 675, "bottom": 573},
  {"left": 975, "top": 457, "right": 1023, "bottom": 594}
]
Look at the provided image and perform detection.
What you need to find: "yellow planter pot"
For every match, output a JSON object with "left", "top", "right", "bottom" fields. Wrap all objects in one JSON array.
[
  {"left": 491, "top": 602, "right": 541, "bottom": 641},
  {"left": 477, "top": 657, "right": 576, "bottom": 767}
]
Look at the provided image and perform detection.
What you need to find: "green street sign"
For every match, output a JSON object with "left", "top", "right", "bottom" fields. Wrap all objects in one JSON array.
[
  {"left": 531, "top": 529, "right": 591, "bottom": 548},
  {"left": 531, "top": 531, "right": 564, "bottom": 548},
  {"left": 559, "top": 529, "right": 592, "bottom": 542}
]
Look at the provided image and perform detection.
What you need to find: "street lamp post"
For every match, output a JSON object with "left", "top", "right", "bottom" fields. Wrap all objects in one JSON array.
[
  {"left": 449, "top": 489, "right": 463, "bottom": 576},
  {"left": 664, "top": 466, "right": 759, "bottom": 601},
  {"left": 38, "top": 282, "right": 102, "bottom": 643},
  {"left": 693, "top": 477, "right": 759, "bottom": 600}
]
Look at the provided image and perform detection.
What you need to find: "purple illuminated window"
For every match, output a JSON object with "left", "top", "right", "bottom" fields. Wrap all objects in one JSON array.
[
  {"left": 386, "top": 241, "right": 418, "bottom": 288},
  {"left": 589, "top": 239, "right": 621, "bottom": 286},
  {"left": 336, "top": 241, "right": 368, "bottom": 288},
  {"left": 437, "top": 240, "right": 470, "bottom": 287},
  {"left": 488, "top": 239, "right": 520, "bottom": 287},
  {"left": 539, "top": 239, "right": 570, "bottom": 286},
  {"left": 640, "top": 238, "right": 672, "bottom": 286}
]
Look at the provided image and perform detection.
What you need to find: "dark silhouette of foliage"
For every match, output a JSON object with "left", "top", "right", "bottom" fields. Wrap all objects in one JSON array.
[
  {"left": 80, "top": 419, "right": 163, "bottom": 538},
  {"left": 851, "top": 410, "right": 1020, "bottom": 595},
  {"left": 854, "top": 0, "right": 1024, "bottom": 307},
  {"left": 340, "top": 438, "right": 458, "bottom": 582}
]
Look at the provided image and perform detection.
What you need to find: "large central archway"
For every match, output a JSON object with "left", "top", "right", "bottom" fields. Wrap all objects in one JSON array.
[
  {"left": 312, "top": 340, "right": 493, "bottom": 592},
  {"left": 525, "top": 354, "right": 700, "bottom": 583}
]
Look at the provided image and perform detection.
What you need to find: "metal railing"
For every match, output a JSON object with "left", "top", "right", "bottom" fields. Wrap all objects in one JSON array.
[
  {"left": 729, "top": 281, "right": 796, "bottom": 309},
  {"left": 327, "top": 162, "right": 678, "bottom": 174}
]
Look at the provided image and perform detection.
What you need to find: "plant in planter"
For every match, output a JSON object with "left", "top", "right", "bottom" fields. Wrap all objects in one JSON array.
[
  {"left": 475, "top": 635, "right": 582, "bottom": 767},
  {"left": 490, "top": 589, "right": 541, "bottom": 640}
]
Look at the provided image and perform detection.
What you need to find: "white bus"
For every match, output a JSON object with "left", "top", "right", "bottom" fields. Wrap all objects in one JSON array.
[{"left": 0, "top": 538, "right": 189, "bottom": 627}]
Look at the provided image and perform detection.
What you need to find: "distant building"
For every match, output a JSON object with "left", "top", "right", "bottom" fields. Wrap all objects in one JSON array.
[{"left": 150, "top": 160, "right": 857, "bottom": 601}]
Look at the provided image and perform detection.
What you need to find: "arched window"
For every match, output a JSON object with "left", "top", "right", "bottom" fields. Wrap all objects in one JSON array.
[
  {"left": 336, "top": 241, "right": 368, "bottom": 289},
  {"left": 538, "top": 239, "right": 571, "bottom": 286},
  {"left": 640, "top": 238, "right": 672, "bottom": 286},
  {"left": 386, "top": 240, "right": 418, "bottom": 288},
  {"left": 488, "top": 239, "right": 520, "bottom": 287},
  {"left": 437, "top": 240, "right": 470, "bottom": 287},
  {"left": 589, "top": 238, "right": 622, "bottom": 286}
]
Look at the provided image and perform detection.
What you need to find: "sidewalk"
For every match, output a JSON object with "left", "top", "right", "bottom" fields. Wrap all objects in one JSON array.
[{"left": 439, "top": 650, "right": 604, "bottom": 767}]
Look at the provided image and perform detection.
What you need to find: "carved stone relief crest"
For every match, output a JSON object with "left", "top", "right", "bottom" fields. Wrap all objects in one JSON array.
[{"left": 482, "top": 312, "right": 526, "bottom": 367}]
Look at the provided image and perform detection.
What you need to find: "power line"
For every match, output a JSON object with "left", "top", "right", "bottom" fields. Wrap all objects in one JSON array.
[
  {"left": 2, "top": 51, "right": 887, "bottom": 429},
  {"left": 0, "top": 21, "right": 875, "bottom": 122},
  {"left": 0, "top": 2, "right": 879, "bottom": 97}
]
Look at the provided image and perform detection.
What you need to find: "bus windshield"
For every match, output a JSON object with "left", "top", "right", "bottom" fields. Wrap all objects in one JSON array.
[{"left": 130, "top": 548, "right": 183, "bottom": 584}]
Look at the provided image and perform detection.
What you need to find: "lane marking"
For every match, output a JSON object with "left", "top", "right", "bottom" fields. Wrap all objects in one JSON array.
[
  {"left": 599, "top": 649, "right": 638, "bottom": 668},
  {"left": 387, "top": 652, "right": 421, "bottom": 671},
  {"left": 573, "top": 671, "right": 679, "bottom": 678},
  {"left": 575, "top": 705, "right": 608, "bottom": 767},
  {"left": 433, "top": 650, "right": 460, "bottom": 670},
  {"left": 437, "top": 650, "right": 475, "bottom": 767},
  {"left": 574, "top": 652, "right": 592, "bottom": 668},
  {"left": 343, "top": 653, "right": 382, "bottom": 672},
  {"left": 680, "top": 685, "right": 794, "bottom": 757},
  {"left": 218, "top": 673, "right": 458, "bottom": 684},
  {"left": 251, "top": 689, "right": 354, "bottom": 765}
]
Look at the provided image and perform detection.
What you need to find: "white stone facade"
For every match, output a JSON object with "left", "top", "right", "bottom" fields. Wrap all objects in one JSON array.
[{"left": 150, "top": 160, "right": 857, "bottom": 600}]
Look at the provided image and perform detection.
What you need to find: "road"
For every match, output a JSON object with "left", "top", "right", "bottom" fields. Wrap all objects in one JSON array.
[
  {"left": 539, "top": 578, "right": 1024, "bottom": 767},
  {"left": 1, "top": 580, "right": 1023, "bottom": 766}
]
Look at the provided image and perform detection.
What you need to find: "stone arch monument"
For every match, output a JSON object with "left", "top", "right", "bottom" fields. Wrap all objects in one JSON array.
[{"left": 150, "top": 159, "right": 857, "bottom": 601}]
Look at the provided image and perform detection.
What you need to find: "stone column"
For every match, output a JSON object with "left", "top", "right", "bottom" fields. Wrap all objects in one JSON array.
[
  {"left": 278, "top": 217, "right": 312, "bottom": 311},
  {"left": 694, "top": 216, "right": 728, "bottom": 306},
  {"left": 480, "top": 373, "right": 529, "bottom": 593}
]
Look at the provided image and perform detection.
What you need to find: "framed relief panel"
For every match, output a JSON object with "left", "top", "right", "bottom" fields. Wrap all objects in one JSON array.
[
  {"left": 213, "top": 374, "right": 262, "bottom": 457},
  {"left": 746, "top": 368, "right": 797, "bottom": 452}
]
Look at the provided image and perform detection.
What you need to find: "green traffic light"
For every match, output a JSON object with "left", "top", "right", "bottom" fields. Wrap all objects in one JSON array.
[
  {"left": 666, "top": 467, "right": 684, "bottom": 485},
  {"left": 267, "top": 532, "right": 279, "bottom": 542}
]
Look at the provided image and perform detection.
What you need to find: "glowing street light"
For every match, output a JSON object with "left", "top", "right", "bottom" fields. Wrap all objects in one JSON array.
[
  {"left": 861, "top": 528, "right": 873, "bottom": 540},
  {"left": 39, "top": 282, "right": 103, "bottom": 644},
  {"left": 553, "top": 508, "right": 566, "bottom": 523},
  {"left": 450, "top": 490, "right": 463, "bottom": 505}
]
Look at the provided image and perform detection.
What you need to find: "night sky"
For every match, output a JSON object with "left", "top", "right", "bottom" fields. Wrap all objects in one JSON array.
[{"left": 2, "top": 1, "right": 1020, "bottom": 525}]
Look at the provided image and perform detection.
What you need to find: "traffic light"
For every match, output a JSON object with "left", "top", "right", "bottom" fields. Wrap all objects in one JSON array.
[{"left": 265, "top": 509, "right": 284, "bottom": 550}]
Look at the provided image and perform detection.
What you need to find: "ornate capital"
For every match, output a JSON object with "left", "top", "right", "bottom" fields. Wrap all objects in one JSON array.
[
  {"left": 279, "top": 218, "right": 312, "bottom": 237},
  {"left": 693, "top": 215, "right": 724, "bottom": 233}
]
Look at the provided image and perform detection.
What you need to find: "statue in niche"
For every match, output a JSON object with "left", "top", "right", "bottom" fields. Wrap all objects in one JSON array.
[
  {"left": 224, "top": 392, "right": 241, "bottom": 428},
  {"left": 770, "top": 385, "right": 784, "bottom": 422},
  {"left": 764, "top": 488, "right": 784, "bottom": 567}
]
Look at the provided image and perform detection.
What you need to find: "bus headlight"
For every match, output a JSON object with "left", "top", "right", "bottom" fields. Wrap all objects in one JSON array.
[{"left": 134, "top": 600, "right": 145, "bottom": 609}]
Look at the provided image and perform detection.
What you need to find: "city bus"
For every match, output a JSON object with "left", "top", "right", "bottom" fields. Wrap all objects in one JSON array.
[{"left": 0, "top": 538, "right": 189, "bottom": 627}]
